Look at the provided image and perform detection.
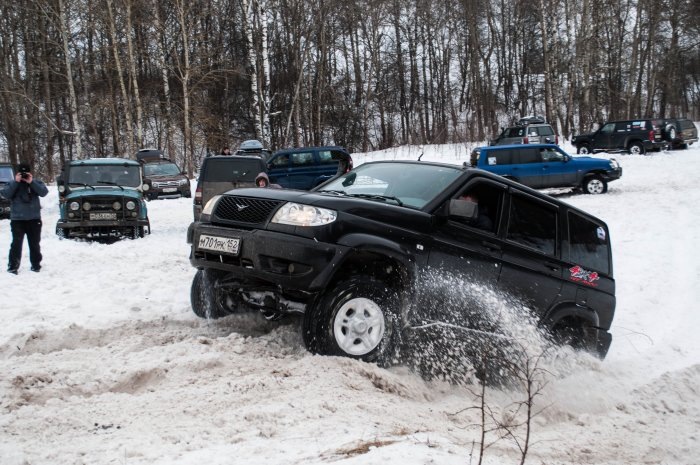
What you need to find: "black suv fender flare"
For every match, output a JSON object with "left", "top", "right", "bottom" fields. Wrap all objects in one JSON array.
[
  {"left": 542, "top": 303, "right": 600, "bottom": 331},
  {"left": 316, "top": 233, "right": 416, "bottom": 288}
]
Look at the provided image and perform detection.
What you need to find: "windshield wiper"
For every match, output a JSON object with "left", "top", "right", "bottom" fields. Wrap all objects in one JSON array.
[
  {"left": 317, "top": 189, "right": 348, "bottom": 196},
  {"left": 96, "top": 181, "right": 124, "bottom": 191},
  {"left": 347, "top": 193, "right": 403, "bottom": 206},
  {"left": 68, "top": 182, "right": 95, "bottom": 190}
]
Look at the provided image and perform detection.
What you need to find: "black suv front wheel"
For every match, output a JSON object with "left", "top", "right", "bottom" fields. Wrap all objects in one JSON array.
[
  {"left": 303, "top": 275, "right": 400, "bottom": 366},
  {"left": 191, "top": 269, "right": 237, "bottom": 319}
]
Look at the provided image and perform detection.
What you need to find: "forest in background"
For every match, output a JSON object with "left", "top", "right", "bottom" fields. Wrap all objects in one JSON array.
[{"left": 1, "top": 0, "right": 698, "bottom": 179}]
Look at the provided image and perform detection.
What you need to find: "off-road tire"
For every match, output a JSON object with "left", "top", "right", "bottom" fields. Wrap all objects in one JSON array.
[
  {"left": 190, "top": 269, "right": 234, "bottom": 319},
  {"left": 303, "top": 275, "right": 401, "bottom": 366},
  {"left": 583, "top": 175, "right": 608, "bottom": 194},
  {"left": 628, "top": 141, "right": 645, "bottom": 155},
  {"left": 577, "top": 144, "right": 591, "bottom": 155}
]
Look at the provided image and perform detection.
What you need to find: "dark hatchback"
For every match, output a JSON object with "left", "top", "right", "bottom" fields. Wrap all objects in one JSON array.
[{"left": 187, "top": 161, "right": 616, "bottom": 369}]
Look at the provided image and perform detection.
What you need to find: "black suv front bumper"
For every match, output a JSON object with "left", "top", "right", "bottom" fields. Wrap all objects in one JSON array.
[{"left": 188, "top": 223, "right": 348, "bottom": 293}]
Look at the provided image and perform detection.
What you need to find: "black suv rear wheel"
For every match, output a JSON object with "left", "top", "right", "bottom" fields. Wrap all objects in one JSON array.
[
  {"left": 577, "top": 144, "right": 591, "bottom": 155},
  {"left": 303, "top": 275, "right": 400, "bottom": 366},
  {"left": 628, "top": 141, "right": 645, "bottom": 155}
]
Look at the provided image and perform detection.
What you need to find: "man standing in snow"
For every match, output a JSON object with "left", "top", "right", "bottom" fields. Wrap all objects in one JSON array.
[{"left": 1, "top": 163, "right": 48, "bottom": 274}]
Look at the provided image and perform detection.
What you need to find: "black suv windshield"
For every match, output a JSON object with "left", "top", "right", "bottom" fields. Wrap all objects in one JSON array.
[
  {"left": 144, "top": 162, "right": 181, "bottom": 176},
  {"left": 319, "top": 162, "right": 463, "bottom": 209},
  {"left": 68, "top": 165, "right": 141, "bottom": 187}
]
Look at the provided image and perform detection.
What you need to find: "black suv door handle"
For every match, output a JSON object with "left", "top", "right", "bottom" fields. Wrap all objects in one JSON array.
[{"left": 481, "top": 241, "right": 502, "bottom": 252}]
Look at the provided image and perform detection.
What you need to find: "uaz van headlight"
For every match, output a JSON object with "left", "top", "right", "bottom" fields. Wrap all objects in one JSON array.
[
  {"left": 271, "top": 202, "right": 337, "bottom": 226},
  {"left": 126, "top": 201, "right": 136, "bottom": 210},
  {"left": 69, "top": 201, "right": 80, "bottom": 211}
]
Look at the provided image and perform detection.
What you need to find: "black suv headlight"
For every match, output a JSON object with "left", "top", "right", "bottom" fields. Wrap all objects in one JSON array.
[{"left": 271, "top": 202, "right": 337, "bottom": 226}]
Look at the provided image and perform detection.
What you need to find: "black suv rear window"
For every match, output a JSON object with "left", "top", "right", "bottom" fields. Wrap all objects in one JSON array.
[
  {"left": 203, "top": 159, "right": 263, "bottom": 182},
  {"left": 679, "top": 120, "right": 695, "bottom": 130},
  {"left": 568, "top": 212, "right": 610, "bottom": 274}
]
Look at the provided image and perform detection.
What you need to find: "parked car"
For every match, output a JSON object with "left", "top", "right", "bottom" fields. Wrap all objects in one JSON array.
[
  {"left": 187, "top": 160, "right": 616, "bottom": 370},
  {"left": 193, "top": 155, "right": 268, "bottom": 220},
  {"left": 658, "top": 118, "right": 698, "bottom": 150},
  {"left": 490, "top": 116, "right": 559, "bottom": 146},
  {"left": 266, "top": 146, "right": 353, "bottom": 190},
  {"left": 471, "top": 144, "right": 622, "bottom": 194},
  {"left": 572, "top": 119, "right": 666, "bottom": 155},
  {"left": 136, "top": 148, "right": 191, "bottom": 200},
  {"left": 0, "top": 163, "right": 14, "bottom": 219},
  {"left": 56, "top": 158, "right": 151, "bottom": 239}
]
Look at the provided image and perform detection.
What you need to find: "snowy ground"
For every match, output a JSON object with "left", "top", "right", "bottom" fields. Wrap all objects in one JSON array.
[{"left": 1, "top": 142, "right": 699, "bottom": 464}]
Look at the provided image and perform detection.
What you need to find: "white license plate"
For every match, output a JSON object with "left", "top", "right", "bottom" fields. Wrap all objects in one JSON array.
[
  {"left": 198, "top": 234, "right": 240, "bottom": 255},
  {"left": 163, "top": 187, "right": 177, "bottom": 193},
  {"left": 90, "top": 212, "right": 117, "bottom": 221}
]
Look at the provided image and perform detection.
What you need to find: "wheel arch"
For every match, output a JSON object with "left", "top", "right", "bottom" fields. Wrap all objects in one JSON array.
[
  {"left": 542, "top": 303, "right": 601, "bottom": 331},
  {"left": 314, "top": 233, "right": 415, "bottom": 292}
]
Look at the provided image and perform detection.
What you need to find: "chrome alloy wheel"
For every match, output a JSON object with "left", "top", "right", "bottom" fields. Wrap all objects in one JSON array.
[{"left": 332, "top": 297, "right": 386, "bottom": 356}]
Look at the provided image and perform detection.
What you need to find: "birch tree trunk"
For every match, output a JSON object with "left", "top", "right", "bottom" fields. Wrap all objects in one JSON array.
[
  {"left": 175, "top": 0, "right": 193, "bottom": 175},
  {"left": 243, "top": 0, "right": 263, "bottom": 140},
  {"left": 124, "top": 0, "right": 143, "bottom": 150},
  {"left": 57, "top": 0, "right": 82, "bottom": 159},
  {"left": 106, "top": 0, "right": 134, "bottom": 156},
  {"left": 153, "top": 1, "right": 173, "bottom": 158}
]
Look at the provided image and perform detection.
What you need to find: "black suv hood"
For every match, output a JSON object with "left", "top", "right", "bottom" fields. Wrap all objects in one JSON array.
[{"left": 217, "top": 187, "right": 434, "bottom": 233}]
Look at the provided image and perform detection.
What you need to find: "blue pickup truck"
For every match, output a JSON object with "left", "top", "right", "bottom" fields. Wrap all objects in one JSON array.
[{"left": 471, "top": 144, "right": 622, "bottom": 194}]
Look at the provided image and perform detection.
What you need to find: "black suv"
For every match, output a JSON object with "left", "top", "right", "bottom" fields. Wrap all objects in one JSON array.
[
  {"left": 187, "top": 161, "right": 615, "bottom": 367},
  {"left": 572, "top": 119, "right": 666, "bottom": 154},
  {"left": 193, "top": 155, "right": 268, "bottom": 220},
  {"left": 0, "top": 163, "right": 14, "bottom": 219},
  {"left": 658, "top": 118, "right": 698, "bottom": 150}
]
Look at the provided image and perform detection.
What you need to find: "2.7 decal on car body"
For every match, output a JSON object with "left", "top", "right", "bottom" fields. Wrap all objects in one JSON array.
[{"left": 569, "top": 265, "right": 600, "bottom": 287}]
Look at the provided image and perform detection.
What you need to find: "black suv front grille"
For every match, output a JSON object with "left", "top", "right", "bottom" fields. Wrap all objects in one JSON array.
[{"left": 214, "top": 196, "right": 283, "bottom": 224}]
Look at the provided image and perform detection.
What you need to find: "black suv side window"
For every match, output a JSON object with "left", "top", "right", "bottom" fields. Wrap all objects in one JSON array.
[
  {"left": 454, "top": 181, "right": 504, "bottom": 234},
  {"left": 601, "top": 123, "right": 615, "bottom": 133},
  {"left": 568, "top": 212, "right": 610, "bottom": 274},
  {"left": 506, "top": 194, "right": 558, "bottom": 256}
]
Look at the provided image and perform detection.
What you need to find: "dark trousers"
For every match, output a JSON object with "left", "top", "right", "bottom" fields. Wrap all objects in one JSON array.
[{"left": 8, "top": 219, "right": 42, "bottom": 270}]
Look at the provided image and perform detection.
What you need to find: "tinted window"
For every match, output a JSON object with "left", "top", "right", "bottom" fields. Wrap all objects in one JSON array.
[
  {"left": 537, "top": 126, "right": 554, "bottom": 136},
  {"left": 506, "top": 195, "right": 557, "bottom": 256},
  {"left": 270, "top": 154, "right": 290, "bottom": 167},
  {"left": 506, "top": 127, "right": 525, "bottom": 137},
  {"left": 568, "top": 212, "right": 610, "bottom": 274},
  {"left": 290, "top": 152, "right": 314, "bottom": 166},
  {"left": 486, "top": 149, "right": 513, "bottom": 165},
  {"left": 318, "top": 150, "right": 338, "bottom": 164},
  {"left": 454, "top": 182, "right": 504, "bottom": 234},
  {"left": 68, "top": 164, "right": 142, "bottom": 187},
  {"left": 0, "top": 166, "right": 13, "bottom": 183},
  {"left": 144, "top": 162, "right": 181, "bottom": 176},
  {"left": 540, "top": 147, "right": 565, "bottom": 162},
  {"left": 203, "top": 159, "right": 263, "bottom": 182},
  {"left": 679, "top": 120, "right": 695, "bottom": 130},
  {"left": 516, "top": 148, "right": 540, "bottom": 164},
  {"left": 602, "top": 123, "right": 616, "bottom": 133}
]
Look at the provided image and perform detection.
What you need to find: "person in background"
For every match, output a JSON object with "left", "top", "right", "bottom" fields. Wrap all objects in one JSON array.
[
  {"left": 255, "top": 172, "right": 281, "bottom": 189},
  {"left": 1, "top": 163, "right": 49, "bottom": 274},
  {"left": 220, "top": 147, "right": 232, "bottom": 155}
]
